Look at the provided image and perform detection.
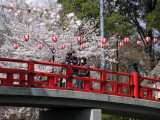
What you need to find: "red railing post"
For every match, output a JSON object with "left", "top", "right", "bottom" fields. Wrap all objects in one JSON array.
[
  {"left": 118, "top": 85, "right": 123, "bottom": 94},
  {"left": 114, "top": 84, "right": 118, "bottom": 93},
  {"left": 132, "top": 72, "right": 140, "bottom": 99},
  {"left": 28, "top": 61, "right": 35, "bottom": 87},
  {"left": 48, "top": 76, "right": 55, "bottom": 87},
  {"left": 53, "top": 77, "right": 59, "bottom": 86},
  {"left": 101, "top": 71, "right": 107, "bottom": 93},
  {"left": 147, "top": 89, "right": 152, "bottom": 99},
  {"left": 66, "top": 66, "right": 73, "bottom": 89},
  {"left": 7, "top": 73, "right": 13, "bottom": 86},
  {"left": 84, "top": 78, "right": 92, "bottom": 91}
]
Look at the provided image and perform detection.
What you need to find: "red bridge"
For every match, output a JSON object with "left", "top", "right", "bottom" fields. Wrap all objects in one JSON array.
[
  {"left": 0, "top": 57, "right": 159, "bottom": 101},
  {"left": 0, "top": 57, "right": 160, "bottom": 120}
]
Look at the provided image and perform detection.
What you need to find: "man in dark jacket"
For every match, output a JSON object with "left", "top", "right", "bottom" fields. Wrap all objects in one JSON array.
[
  {"left": 78, "top": 57, "right": 90, "bottom": 89},
  {"left": 65, "top": 50, "right": 80, "bottom": 88},
  {"left": 65, "top": 50, "right": 79, "bottom": 74}
]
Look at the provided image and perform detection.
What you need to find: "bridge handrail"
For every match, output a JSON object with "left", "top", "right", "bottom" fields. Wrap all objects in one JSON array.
[
  {"left": 0, "top": 57, "right": 30, "bottom": 63},
  {"left": 0, "top": 57, "right": 160, "bottom": 102},
  {"left": 140, "top": 76, "right": 160, "bottom": 82}
]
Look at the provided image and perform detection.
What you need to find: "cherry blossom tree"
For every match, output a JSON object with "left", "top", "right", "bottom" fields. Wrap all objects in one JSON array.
[
  {"left": 0, "top": 0, "right": 119, "bottom": 119},
  {"left": 0, "top": 2, "right": 117, "bottom": 69}
]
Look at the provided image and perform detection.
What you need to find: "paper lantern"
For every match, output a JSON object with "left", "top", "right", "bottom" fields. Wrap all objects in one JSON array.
[
  {"left": 61, "top": 44, "right": 65, "bottom": 49},
  {"left": 81, "top": 44, "right": 85, "bottom": 49},
  {"left": 153, "top": 38, "right": 158, "bottom": 44},
  {"left": 38, "top": 44, "right": 43, "bottom": 49},
  {"left": 124, "top": 37, "right": 129, "bottom": 43},
  {"left": 101, "top": 43, "right": 105, "bottom": 48},
  {"left": 52, "top": 36, "right": 57, "bottom": 42},
  {"left": 145, "top": 37, "right": 151, "bottom": 42},
  {"left": 119, "top": 42, "right": 124, "bottom": 47},
  {"left": 13, "top": 44, "right": 18, "bottom": 49},
  {"left": 24, "top": 35, "right": 29, "bottom": 41},
  {"left": 137, "top": 41, "right": 141, "bottom": 45},
  {"left": 101, "top": 38, "right": 106, "bottom": 44},
  {"left": 77, "top": 36, "right": 82, "bottom": 43}
]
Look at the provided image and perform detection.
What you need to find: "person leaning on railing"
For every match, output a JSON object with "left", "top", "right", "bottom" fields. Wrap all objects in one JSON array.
[{"left": 65, "top": 50, "right": 80, "bottom": 88}]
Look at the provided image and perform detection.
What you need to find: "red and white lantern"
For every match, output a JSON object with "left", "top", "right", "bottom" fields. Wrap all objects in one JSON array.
[
  {"left": 61, "top": 44, "right": 65, "bottom": 49},
  {"left": 81, "top": 44, "right": 85, "bottom": 49},
  {"left": 124, "top": 37, "right": 129, "bottom": 43},
  {"left": 52, "top": 36, "right": 57, "bottom": 42},
  {"left": 101, "top": 38, "right": 106, "bottom": 44},
  {"left": 145, "top": 37, "right": 151, "bottom": 42},
  {"left": 77, "top": 36, "right": 82, "bottom": 43},
  {"left": 137, "top": 41, "right": 141, "bottom": 45},
  {"left": 13, "top": 44, "right": 18, "bottom": 49},
  {"left": 101, "top": 43, "right": 105, "bottom": 48},
  {"left": 153, "top": 38, "right": 158, "bottom": 44},
  {"left": 119, "top": 42, "right": 124, "bottom": 47},
  {"left": 38, "top": 44, "right": 43, "bottom": 49},
  {"left": 24, "top": 35, "right": 29, "bottom": 41}
]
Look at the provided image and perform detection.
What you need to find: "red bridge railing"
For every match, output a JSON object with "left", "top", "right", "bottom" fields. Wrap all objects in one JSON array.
[{"left": 0, "top": 57, "right": 159, "bottom": 102}]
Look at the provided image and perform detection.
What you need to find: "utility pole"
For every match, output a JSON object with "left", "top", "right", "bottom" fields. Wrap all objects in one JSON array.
[
  {"left": 116, "top": 36, "right": 120, "bottom": 82},
  {"left": 100, "top": 0, "right": 105, "bottom": 70}
]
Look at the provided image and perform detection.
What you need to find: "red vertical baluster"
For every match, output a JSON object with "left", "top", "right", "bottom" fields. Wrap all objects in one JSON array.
[
  {"left": 101, "top": 71, "right": 107, "bottom": 93},
  {"left": 132, "top": 72, "right": 140, "bottom": 99},
  {"left": 129, "top": 86, "right": 134, "bottom": 97},
  {"left": 84, "top": 78, "right": 91, "bottom": 91},
  {"left": 140, "top": 89, "right": 145, "bottom": 99},
  {"left": 114, "top": 84, "right": 118, "bottom": 94},
  {"left": 48, "top": 76, "right": 55, "bottom": 88},
  {"left": 66, "top": 66, "right": 73, "bottom": 89},
  {"left": 54, "top": 77, "right": 59, "bottom": 86},
  {"left": 7, "top": 73, "right": 13, "bottom": 86},
  {"left": 28, "top": 61, "right": 35, "bottom": 87},
  {"left": 118, "top": 85, "right": 123, "bottom": 95},
  {"left": 129, "top": 76, "right": 134, "bottom": 97},
  {"left": 147, "top": 89, "right": 152, "bottom": 99}
]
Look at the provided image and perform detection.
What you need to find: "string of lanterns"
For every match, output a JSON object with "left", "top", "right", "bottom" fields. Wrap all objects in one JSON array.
[
  {"left": 13, "top": 35, "right": 159, "bottom": 49},
  {"left": 13, "top": 35, "right": 86, "bottom": 50}
]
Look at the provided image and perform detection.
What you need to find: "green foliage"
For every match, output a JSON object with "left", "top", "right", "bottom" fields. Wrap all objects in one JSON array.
[
  {"left": 102, "top": 114, "right": 120, "bottom": 120},
  {"left": 145, "top": 0, "right": 160, "bottom": 31},
  {"left": 58, "top": 0, "right": 134, "bottom": 37},
  {"left": 57, "top": 0, "right": 99, "bottom": 19},
  {"left": 104, "top": 13, "right": 134, "bottom": 37}
]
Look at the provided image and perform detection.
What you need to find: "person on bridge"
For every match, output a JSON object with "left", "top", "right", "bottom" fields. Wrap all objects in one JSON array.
[
  {"left": 78, "top": 57, "right": 90, "bottom": 89},
  {"left": 57, "top": 62, "right": 66, "bottom": 87},
  {"left": 65, "top": 50, "right": 80, "bottom": 88},
  {"left": 149, "top": 76, "right": 158, "bottom": 99}
]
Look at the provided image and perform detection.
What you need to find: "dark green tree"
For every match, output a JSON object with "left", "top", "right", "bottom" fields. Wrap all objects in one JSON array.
[{"left": 58, "top": 0, "right": 160, "bottom": 70}]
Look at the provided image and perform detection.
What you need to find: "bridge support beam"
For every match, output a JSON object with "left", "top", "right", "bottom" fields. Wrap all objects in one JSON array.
[{"left": 39, "top": 109, "right": 101, "bottom": 120}]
